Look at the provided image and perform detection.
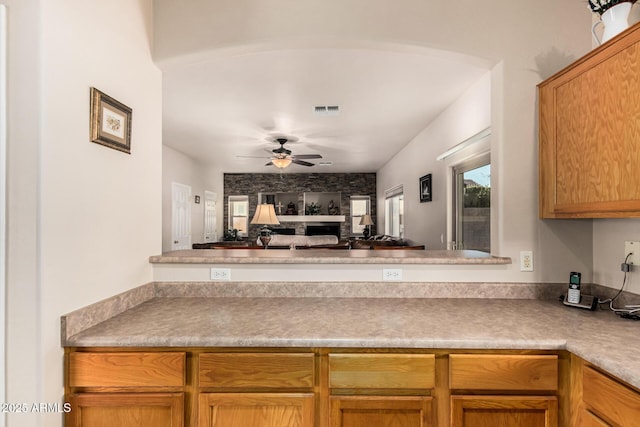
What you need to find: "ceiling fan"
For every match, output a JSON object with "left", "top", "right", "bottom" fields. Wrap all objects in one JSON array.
[{"left": 239, "top": 137, "right": 323, "bottom": 169}]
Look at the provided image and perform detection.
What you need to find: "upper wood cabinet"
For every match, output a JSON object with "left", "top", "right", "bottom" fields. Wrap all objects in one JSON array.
[{"left": 538, "top": 22, "right": 640, "bottom": 218}]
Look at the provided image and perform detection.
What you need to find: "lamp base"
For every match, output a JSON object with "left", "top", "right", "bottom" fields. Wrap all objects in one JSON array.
[
  {"left": 362, "top": 227, "right": 370, "bottom": 239},
  {"left": 259, "top": 234, "right": 272, "bottom": 249}
]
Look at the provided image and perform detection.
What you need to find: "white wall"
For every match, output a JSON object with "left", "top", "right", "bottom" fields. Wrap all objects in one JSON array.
[
  {"left": 6, "top": 1, "right": 162, "bottom": 426},
  {"left": 163, "top": 145, "right": 223, "bottom": 251},
  {"left": 4, "top": 1, "right": 42, "bottom": 425},
  {"left": 593, "top": 219, "right": 640, "bottom": 295},
  {"left": 377, "top": 72, "right": 492, "bottom": 250}
]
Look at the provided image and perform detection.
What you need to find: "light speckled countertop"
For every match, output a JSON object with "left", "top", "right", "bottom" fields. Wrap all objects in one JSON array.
[
  {"left": 149, "top": 249, "right": 512, "bottom": 264},
  {"left": 63, "top": 294, "right": 640, "bottom": 390}
]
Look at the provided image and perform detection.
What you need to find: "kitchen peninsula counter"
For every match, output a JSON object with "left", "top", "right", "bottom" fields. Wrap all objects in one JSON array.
[
  {"left": 149, "top": 248, "right": 512, "bottom": 265},
  {"left": 62, "top": 283, "right": 640, "bottom": 390}
]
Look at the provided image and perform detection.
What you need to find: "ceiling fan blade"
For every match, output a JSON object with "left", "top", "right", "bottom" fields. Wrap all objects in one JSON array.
[
  {"left": 265, "top": 161, "right": 274, "bottom": 166},
  {"left": 292, "top": 159, "right": 314, "bottom": 167},
  {"left": 292, "top": 154, "right": 322, "bottom": 159}
]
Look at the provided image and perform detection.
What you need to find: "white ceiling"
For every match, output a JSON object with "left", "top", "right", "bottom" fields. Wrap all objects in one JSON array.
[{"left": 161, "top": 47, "right": 492, "bottom": 173}]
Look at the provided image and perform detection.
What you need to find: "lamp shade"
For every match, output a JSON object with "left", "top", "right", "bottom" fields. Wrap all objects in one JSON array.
[
  {"left": 272, "top": 157, "right": 292, "bottom": 168},
  {"left": 359, "top": 214, "right": 374, "bottom": 226},
  {"left": 251, "top": 204, "right": 280, "bottom": 225}
]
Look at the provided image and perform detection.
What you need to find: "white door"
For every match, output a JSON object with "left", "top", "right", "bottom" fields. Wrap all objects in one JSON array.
[
  {"left": 203, "top": 190, "right": 218, "bottom": 243},
  {"left": 171, "top": 182, "right": 192, "bottom": 250}
]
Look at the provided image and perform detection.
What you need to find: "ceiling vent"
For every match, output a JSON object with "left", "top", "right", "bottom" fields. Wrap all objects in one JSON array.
[
  {"left": 318, "top": 161, "right": 333, "bottom": 166},
  {"left": 313, "top": 105, "right": 340, "bottom": 116}
]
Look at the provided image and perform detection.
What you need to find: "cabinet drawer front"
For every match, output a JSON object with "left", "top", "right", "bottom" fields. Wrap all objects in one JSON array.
[
  {"left": 199, "top": 353, "right": 314, "bottom": 389},
  {"left": 583, "top": 366, "right": 640, "bottom": 427},
  {"left": 329, "top": 353, "right": 435, "bottom": 389},
  {"left": 68, "top": 352, "right": 185, "bottom": 388},
  {"left": 451, "top": 395, "right": 557, "bottom": 427},
  {"left": 449, "top": 354, "right": 558, "bottom": 391}
]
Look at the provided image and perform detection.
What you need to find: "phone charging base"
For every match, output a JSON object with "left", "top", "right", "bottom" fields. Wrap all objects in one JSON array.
[{"left": 563, "top": 294, "right": 598, "bottom": 310}]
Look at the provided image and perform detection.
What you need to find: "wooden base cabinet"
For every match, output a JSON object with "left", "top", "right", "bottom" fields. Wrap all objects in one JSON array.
[
  {"left": 449, "top": 355, "right": 559, "bottom": 427},
  {"left": 450, "top": 396, "right": 557, "bottom": 427},
  {"left": 65, "top": 349, "right": 586, "bottom": 427},
  {"left": 67, "top": 393, "right": 184, "bottom": 427},
  {"left": 578, "top": 410, "right": 612, "bottom": 427},
  {"left": 199, "top": 393, "right": 314, "bottom": 427},
  {"left": 330, "top": 396, "right": 432, "bottom": 427},
  {"left": 65, "top": 351, "right": 187, "bottom": 427},
  {"left": 197, "top": 353, "right": 316, "bottom": 427},
  {"left": 572, "top": 360, "right": 640, "bottom": 427},
  {"left": 328, "top": 353, "right": 435, "bottom": 427}
]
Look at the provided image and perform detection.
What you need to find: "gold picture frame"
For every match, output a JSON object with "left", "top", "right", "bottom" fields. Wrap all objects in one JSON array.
[{"left": 90, "top": 87, "right": 132, "bottom": 154}]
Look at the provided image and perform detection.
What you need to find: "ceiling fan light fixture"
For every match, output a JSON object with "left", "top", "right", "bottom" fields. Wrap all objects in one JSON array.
[{"left": 272, "top": 157, "right": 292, "bottom": 168}]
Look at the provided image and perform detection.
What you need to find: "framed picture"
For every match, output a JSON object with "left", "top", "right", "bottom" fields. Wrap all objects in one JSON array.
[
  {"left": 90, "top": 87, "right": 132, "bottom": 154},
  {"left": 419, "top": 173, "right": 432, "bottom": 202}
]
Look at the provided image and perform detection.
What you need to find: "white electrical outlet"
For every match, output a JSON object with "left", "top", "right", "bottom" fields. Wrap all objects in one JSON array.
[
  {"left": 382, "top": 268, "right": 403, "bottom": 281},
  {"left": 211, "top": 268, "right": 231, "bottom": 281},
  {"left": 624, "top": 241, "right": 640, "bottom": 266},
  {"left": 520, "top": 251, "right": 534, "bottom": 272}
]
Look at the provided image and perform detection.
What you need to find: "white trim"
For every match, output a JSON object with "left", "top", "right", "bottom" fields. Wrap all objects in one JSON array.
[
  {"left": 276, "top": 215, "right": 345, "bottom": 223},
  {"left": 436, "top": 127, "right": 491, "bottom": 161},
  {"left": 384, "top": 184, "right": 404, "bottom": 198},
  {"left": 0, "top": 5, "right": 7, "bottom": 425}
]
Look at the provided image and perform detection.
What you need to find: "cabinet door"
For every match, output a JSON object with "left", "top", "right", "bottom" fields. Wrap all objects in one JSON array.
[
  {"left": 583, "top": 365, "right": 640, "bottom": 427},
  {"left": 330, "top": 396, "right": 433, "bottom": 427},
  {"left": 451, "top": 396, "right": 557, "bottom": 427},
  {"left": 579, "top": 410, "right": 612, "bottom": 427},
  {"left": 199, "top": 393, "right": 314, "bottom": 427},
  {"left": 538, "top": 23, "right": 640, "bottom": 218},
  {"left": 66, "top": 393, "right": 183, "bottom": 427}
]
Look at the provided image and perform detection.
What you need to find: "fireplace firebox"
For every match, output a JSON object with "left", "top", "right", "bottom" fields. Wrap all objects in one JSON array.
[{"left": 306, "top": 224, "right": 340, "bottom": 238}]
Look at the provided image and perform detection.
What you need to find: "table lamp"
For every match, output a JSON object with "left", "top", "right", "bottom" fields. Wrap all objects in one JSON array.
[
  {"left": 251, "top": 204, "right": 280, "bottom": 249},
  {"left": 359, "top": 214, "right": 374, "bottom": 239}
]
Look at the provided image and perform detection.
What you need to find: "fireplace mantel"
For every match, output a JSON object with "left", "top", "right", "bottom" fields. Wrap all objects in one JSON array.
[{"left": 276, "top": 215, "right": 345, "bottom": 222}]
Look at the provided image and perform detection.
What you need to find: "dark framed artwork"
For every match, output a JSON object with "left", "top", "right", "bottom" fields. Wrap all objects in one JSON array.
[
  {"left": 419, "top": 173, "right": 432, "bottom": 202},
  {"left": 90, "top": 87, "right": 132, "bottom": 154}
]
